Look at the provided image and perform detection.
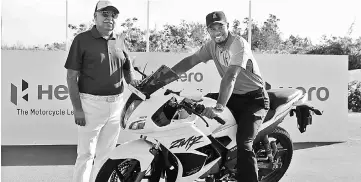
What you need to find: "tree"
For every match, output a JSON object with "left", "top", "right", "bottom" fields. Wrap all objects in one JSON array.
[
  {"left": 259, "top": 14, "right": 282, "bottom": 51},
  {"left": 183, "top": 21, "right": 209, "bottom": 49},
  {"left": 68, "top": 22, "right": 94, "bottom": 39},
  {"left": 281, "top": 35, "right": 313, "bottom": 54},
  {"left": 45, "top": 42, "right": 66, "bottom": 51},
  {"left": 306, "top": 36, "right": 361, "bottom": 70},
  {"left": 159, "top": 20, "right": 209, "bottom": 52},
  {"left": 232, "top": 19, "right": 242, "bottom": 36},
  {"left": 237, "top": 14, "right": 283, "bottom": 52},
  {"left": 120, "top": 17, "right": 146, "bottom": 52},
  {"left": 241, "top": 17, "right": 262, "bottom": 50},
  {"left": 160, "top": 24, "right": 185, "bottom": 52},
  {"left": 349, "top": 81, "right": 361, "bottom": 112}
]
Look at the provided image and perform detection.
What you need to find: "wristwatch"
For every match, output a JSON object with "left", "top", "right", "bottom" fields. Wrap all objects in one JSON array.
[{"left": 215, "top": 103, "right": 225, "bottom": 112}]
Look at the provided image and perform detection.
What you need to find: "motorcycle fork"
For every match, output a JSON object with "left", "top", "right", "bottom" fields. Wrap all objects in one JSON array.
[
  {"left": 145, "top": 143, "right": 177, "bottom": 182},
  {"left": 159, "top": 145, "right": 178, "bottom": 182},
  {"left": 132, "top": 137, "right": 163, "bottom": 182}
]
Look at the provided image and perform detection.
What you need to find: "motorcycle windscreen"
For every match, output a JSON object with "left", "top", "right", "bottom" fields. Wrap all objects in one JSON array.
[{"left": 137, "top": 65, "right": 179, "bottom": 96}]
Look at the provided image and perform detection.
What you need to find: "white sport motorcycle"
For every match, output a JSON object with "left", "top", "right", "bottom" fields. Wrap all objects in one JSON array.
[{"left": 95, "top": 65, "right": 322, "bottom": 182}]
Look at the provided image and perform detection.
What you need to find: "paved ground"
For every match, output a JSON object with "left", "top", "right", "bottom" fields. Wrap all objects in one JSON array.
[
  {"left": 2, "top": 113, "right": 361, "bottom": 182},
  {"left": 279, "top": 112, "right": 361, "bottom": 182}
]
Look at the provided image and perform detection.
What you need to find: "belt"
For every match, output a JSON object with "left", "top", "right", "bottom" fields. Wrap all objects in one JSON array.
[{"left": 79, "top": 93, "right": 122, "bottom": 102}]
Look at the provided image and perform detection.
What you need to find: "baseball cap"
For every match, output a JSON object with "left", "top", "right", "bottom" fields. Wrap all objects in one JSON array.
[
  {"left": 206, "top": 11, "right": 228, "bottom": 27},
  {"left": 95, "top": 0, "right": 119, "bottom": 14}
]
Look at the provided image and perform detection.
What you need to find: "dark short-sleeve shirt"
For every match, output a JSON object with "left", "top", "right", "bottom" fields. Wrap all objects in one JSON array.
[{"left": 65, "top": 26, "right": 127, "bottom": 96}]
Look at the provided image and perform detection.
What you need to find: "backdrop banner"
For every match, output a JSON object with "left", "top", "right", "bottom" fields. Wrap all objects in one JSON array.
[{"left": 1, "top": 51, "right": 348, "bottom": 145}]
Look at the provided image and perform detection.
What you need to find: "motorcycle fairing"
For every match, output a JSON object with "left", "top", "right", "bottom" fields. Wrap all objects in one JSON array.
[
  {"left": 151, "top": 123, "right": 212, "bottom": 153},
  {"left": 259, "top": 89, "right": 304, "bottom": 131},
  {"left": 136, "top": 65, "right": 180, "bottom": 96},
  {"left": 107, "top": 139, "right": 154, "bottom": 171}
]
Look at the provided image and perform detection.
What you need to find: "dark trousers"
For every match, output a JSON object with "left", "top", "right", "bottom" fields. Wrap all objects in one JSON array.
[{"left": 206, "top": 88, "right": 269, "bottom": 182}]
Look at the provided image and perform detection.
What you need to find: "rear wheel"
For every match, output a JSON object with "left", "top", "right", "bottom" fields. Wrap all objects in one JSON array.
[
  {"left": 199, "top": 127, "right": 293, "bottom": 182},
  {"left": 256, "top": 127, "right": 293, "bottom": 182},
  {"left": 95, "top": 159, "right": 142, "bottom": 182}
]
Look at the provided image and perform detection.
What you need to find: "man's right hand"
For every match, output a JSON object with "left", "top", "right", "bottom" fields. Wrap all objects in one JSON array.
[
  {"left": 130, "top": 79, "right": 141, "bottom": 87},
  {"left": 74, "top": 110, "right": 86, "bottom": 126}
]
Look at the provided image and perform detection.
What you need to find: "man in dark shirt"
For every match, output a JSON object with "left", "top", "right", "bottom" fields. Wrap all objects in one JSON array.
[{"left": 64, "top": 1, "right": 138, "bottom": 181}]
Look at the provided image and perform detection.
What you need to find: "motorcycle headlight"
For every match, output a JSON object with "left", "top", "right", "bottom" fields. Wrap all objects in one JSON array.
[
  {"left": 122, "top": 100, "right": 142, "bottom": 129},
  {"left": 129, "top": 120, "right": 146, "bottom": 130}
]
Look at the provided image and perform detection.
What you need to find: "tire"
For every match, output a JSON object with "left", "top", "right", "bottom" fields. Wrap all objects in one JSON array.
[
  {"left": 95, "top": 159, "right": 141, "bottom": 182},
  {"left": 258, "top": 127, "right": 293, "bottom": 182}
]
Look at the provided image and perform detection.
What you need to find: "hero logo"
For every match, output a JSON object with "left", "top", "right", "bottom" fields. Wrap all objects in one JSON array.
[
  {"left": 10, "top": 80, "right": 69, "bottom": 105},
  {"left": 37, "top": 85, "right": 68, "bottom": 100},
  {"left": 280, "top": 86, "right": 330, "bottom": 101},
  {"left": 178, "top": 72, "right": 203, "bottom": 82},
  {"left": 11, "top": 79, "right": 29, "bottom": 105}
]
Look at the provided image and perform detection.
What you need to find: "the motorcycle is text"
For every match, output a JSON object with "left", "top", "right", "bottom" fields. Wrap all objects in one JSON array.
[{"left": 169, "top": 135, "right": 203, "bottom": 151}]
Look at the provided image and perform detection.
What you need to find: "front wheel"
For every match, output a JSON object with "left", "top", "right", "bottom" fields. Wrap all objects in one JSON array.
[
  {"left": 95, "top": 159, "right": 142, "bottom": 182},
  {"left": 256, "top": 127, "right": 294, "bottom": 182}
]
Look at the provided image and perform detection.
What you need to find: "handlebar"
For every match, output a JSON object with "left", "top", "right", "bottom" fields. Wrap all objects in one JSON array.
[
  {"left": 214, "top": 117, "right": 226, "bottom": 125},
  {"left": 165, "top": 89, "right": 226, "bottom": 126},
  {"left": 134, "top": 67, "right": 147, "bottom": 79},
  {"left": 183, "top": 100, "right": 226, "bottom": 126}
]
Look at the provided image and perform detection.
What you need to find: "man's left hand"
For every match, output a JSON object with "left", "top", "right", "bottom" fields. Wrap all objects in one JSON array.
[{"left": 202, "top": 107, "right": 222, "bottom": 119}]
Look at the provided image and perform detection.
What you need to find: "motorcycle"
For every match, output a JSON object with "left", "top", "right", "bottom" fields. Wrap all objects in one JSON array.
[{"left": 95, "top": 65, "right": 323, "bottom": 182}]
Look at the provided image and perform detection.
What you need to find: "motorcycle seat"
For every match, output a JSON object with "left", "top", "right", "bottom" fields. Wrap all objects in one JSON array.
[{"left": 267, "top": 88, "right": 302, "bottom": 110}]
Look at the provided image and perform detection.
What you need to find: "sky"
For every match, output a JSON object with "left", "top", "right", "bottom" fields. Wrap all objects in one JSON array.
[{"left": 1, "top": 0, "right": 361, "bottom": 47}]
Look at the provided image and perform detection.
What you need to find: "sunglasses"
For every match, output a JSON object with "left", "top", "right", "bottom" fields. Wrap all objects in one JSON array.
[{"left": 97, "top": 11, "right": 118, "bottom": 19}]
